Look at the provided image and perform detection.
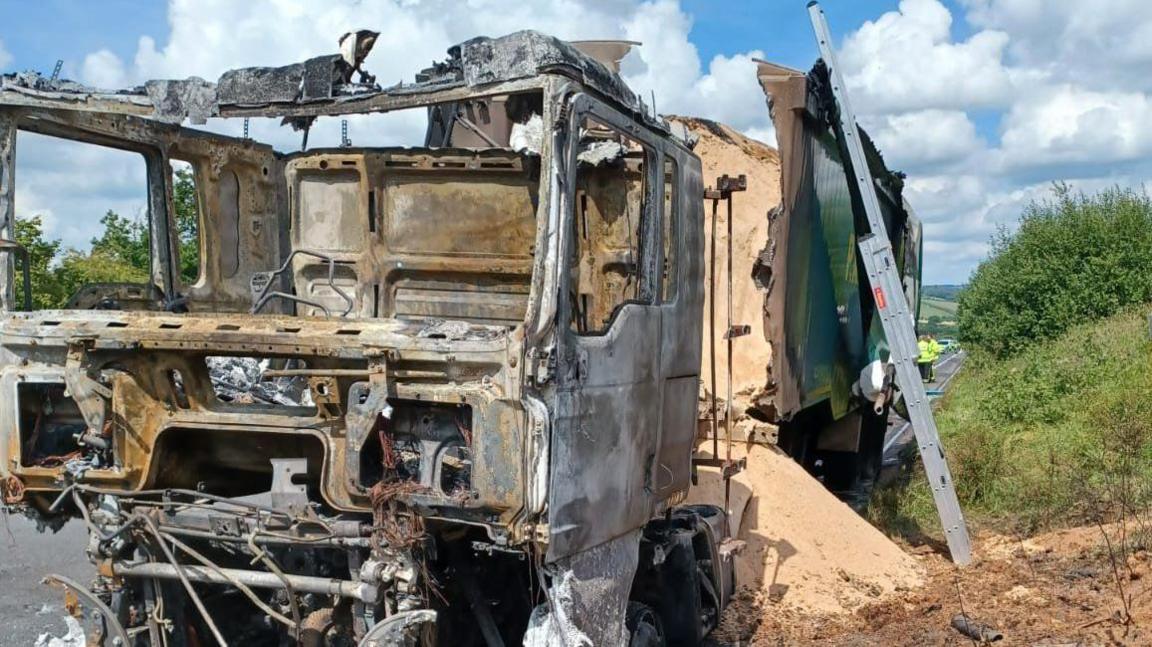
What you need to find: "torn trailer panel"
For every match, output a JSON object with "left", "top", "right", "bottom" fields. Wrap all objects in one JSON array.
[{"left": 749, "top": 59, "right": 922, "bottom": 505}]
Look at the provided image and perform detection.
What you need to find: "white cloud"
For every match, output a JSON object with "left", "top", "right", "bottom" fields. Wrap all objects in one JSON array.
[
  {"left": 617, "top": 1, "right": 772, "bottom": 137},
  {"left": 0, "top": 38, "right": 11, "bottom": 70},
  {"left": 840, "top": 0, "right": 1016, "bottom": 112},
  {"left": 820, "top": 0, "right": 1152, "bottom": 281},
  {"left": 999, "top": 85, "right": 1152, "bottom": 169},
  {"left": 868, "top": 110, "right": 983, "bottom": 167},
  {"left": 14, "top": 132, "right": 149, "bottom": 248},
  {"left": 963, "top": 0, "right": 1152, "bottom": 92},
  {"left": 81, "top": 49, "right": 129, "bottom": 89},
  {"left": 911, "top": 176, "right": 1053, "bottom": 283}
]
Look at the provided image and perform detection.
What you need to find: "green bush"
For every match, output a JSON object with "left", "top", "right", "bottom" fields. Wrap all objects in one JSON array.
[{"left": 958, "top": 185, "right": 1152, "bottom": 358}]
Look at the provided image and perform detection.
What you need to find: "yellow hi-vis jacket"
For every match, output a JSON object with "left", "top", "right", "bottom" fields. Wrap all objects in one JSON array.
[
  {"left": 928, "top": 339, "right": 942, "bottom": 362},
  {"left": 917, "top": 339, "right": 933, "bottom": 364}
]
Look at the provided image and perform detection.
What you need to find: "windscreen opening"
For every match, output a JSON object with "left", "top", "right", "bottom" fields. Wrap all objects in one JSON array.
[{"left": 13, "top": 130, "right": 154, "bottom": 310}]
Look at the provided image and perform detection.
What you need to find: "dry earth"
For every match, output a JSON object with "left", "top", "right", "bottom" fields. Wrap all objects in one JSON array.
[{"left": 713, "top": 522, "right": 1152, "bottom": 645}]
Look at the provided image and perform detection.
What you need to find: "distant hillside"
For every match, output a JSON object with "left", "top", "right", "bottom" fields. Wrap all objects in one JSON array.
[
  {"left": 922, "top": 284, "right": 964, "bottom": 301},
  {"left": 920, "top": 296, "right": 958, "bottom": 320}
]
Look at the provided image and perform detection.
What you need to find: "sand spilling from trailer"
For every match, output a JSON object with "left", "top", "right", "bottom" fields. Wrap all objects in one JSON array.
[
  {"left": 674, "top": 117, "right": 924, "bottom": 614},
  {"left": 687, "top": 441, "right": 924, "bottom": 615},
  {"left": 668, "top": 117, "right": 779, "bottom": 406}
]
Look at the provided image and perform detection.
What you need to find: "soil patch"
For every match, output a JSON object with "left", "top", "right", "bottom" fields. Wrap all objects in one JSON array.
[{"left": 713, "top": 524, "right": 1152, "bottom": 645}]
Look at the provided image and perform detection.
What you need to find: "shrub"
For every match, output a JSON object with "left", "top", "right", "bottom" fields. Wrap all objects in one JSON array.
[
  {"left": 886, "top": 310, "right": 1152, "bottom": 536},
  {"left": 958, "top": 185, "right": 1152, "bottom": 358}
]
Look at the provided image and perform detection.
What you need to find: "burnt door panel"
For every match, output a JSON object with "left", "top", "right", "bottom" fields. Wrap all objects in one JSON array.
[
  {"left": 549, "top": 305, "right": 662, "bottom": 559},
  {"left": 547, "top": 93, "right": 666, "bottom": 561}
]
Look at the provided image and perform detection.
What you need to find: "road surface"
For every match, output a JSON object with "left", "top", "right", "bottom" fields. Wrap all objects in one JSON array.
[
  {"left": 0, "top": 513, "right": 92, "bottom": 646},
  {"left": 881, "top": 350, "right": 966, "bottom": 467}
]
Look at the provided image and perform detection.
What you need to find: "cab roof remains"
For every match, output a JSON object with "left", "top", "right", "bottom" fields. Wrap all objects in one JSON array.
[{"left": 0, "top": 30, "right": 648, "bottom": 125}]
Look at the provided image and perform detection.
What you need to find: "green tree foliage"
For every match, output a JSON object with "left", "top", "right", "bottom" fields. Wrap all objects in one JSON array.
[
  {"left": 89, "top": 210, "right": 150, "bottom": 271},
  {"left": 11, "top": 166, "right": 200, "bottom": 308},
  {"left": 958, "top": 185, "right": 1152, "bottom": 357},
  {"left": 13, "top": 215, "right": 65, "bottom": 309},
  {"left": 172, "top": 166, "right": 200, "bottom": 284}
]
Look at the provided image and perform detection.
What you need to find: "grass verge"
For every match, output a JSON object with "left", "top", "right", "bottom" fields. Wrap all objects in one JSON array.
[{"left": 873, "top": 308, "right": 1152, "bottom": 541}]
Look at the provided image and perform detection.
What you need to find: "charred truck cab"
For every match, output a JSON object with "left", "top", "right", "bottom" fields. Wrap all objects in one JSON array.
[{"left": 0, "top": 32, "right": 734, "bottom": 645}]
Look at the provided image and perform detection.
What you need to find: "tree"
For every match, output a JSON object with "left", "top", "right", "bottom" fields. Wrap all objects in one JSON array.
[
  {"left": 13, "top": 215, "right": 66, "bottom": 309},
  {"left": 89, "top": 209, "right": 150, "bottom": 271},
  {"left": 958, "top": 185, "right": 1152, "bottom": 357},
  {"left": 11, "top": 165, "right": 202, "bottom": 309},
  {"left": 172, "top": 166, "right": 200, "bottom": 284}
]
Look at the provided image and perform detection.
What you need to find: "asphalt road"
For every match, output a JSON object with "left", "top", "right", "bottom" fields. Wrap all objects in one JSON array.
[
  {"left": 0, "top": 513, "right": 92, "bottom": 646},
  {"left": 881, "top": 349, "right": 966, "bottom": 466}
]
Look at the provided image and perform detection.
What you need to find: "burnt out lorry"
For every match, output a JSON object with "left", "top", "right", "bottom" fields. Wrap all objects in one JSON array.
[{"left": 0, "top": 32, "right": 736, "bottom": 646}]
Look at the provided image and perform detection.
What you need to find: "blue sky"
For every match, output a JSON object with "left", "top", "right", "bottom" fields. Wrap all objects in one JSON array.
[{"left": 3, "top": 0, "right": 1152, "bottom": 284}]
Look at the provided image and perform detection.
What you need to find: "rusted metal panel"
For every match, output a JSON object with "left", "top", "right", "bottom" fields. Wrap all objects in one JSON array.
[{"left": 0, "top": 113, "right": 14, "bottom": 313}]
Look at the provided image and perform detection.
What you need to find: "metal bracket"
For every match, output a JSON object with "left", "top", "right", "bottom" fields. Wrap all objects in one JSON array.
[
  {"left": 0, "top": 238, "right": 32, "bottom": 311},
  {"left": 63, "top": 342, "right": 111, "bottom": 438},
  {"left": 344, "top": 361, "right": 390, "bottom": 497},
  {"left": 270, "top": 458, "right": 310, "bottom": 515},
  {"left": 724, "top": 324, "right": 750, "bottom": 339},
  {"left": 308, "top": 375, "right": 343, "bottom": 418},
  {"left": 703, "top": 173, "right": 747, "bottom": 200},
  {"left": 691, "top": 456, "right": 746, "bottom": 479}
]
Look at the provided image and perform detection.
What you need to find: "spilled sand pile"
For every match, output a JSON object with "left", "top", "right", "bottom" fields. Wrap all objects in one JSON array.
[
  {"left": 674, "top": 116, "right": 923, "bottom": 615},
  {"left": 667, "top": 116, "right": 780, "bottom": 404},
  {"left": 687, "top": 442, "right": 925, "bottom": 615}
]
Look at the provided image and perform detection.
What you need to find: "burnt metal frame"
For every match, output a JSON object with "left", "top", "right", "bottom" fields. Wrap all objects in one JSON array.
[
  {"left": 544, "top": 89, "right": 699, "bottom": 560},
  {"left": 558, "top": 91, "right": 664, "bottom": 335}
]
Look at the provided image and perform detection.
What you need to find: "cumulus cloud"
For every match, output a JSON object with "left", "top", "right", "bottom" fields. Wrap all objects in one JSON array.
[
  {"left": 963, "top": 0, "right": 1152, "bottom": 92},
  {"left": 998, "top": 85, "right": 1152, "bottom": 170},
  {"left": 14, "top": 132, "right": 149, "bottom": 247},
  {"left": 840, "top": 0, "right": 1016, "bottom": 112},
  {"left": 618, "top": 2, "right": 770, "bottom": 135},
  {"left": 80, "top": 49, "right": 129, "bottom": 89},
  {"left": 820, "top": 0, "right": 1152, "bottom": 281},
  {"left": 867, "top": 110, "right": 983, "bottom": 168}
]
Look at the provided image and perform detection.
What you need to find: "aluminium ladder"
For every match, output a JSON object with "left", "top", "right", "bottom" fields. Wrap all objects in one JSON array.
[{"left": 807, "top": 1, "right": 972, "bottom": 565}]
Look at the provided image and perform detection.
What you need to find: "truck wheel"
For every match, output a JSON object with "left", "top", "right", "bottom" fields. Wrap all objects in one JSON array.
[{"left": 626, "top": 602, "right": 665, "bottom": 647}]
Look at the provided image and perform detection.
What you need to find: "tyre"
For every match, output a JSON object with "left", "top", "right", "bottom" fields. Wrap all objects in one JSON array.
[{"left": 626, "top": 602, "right": 665, "bottom": 647}]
